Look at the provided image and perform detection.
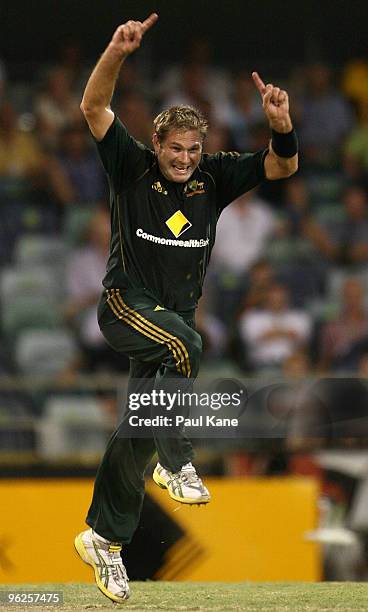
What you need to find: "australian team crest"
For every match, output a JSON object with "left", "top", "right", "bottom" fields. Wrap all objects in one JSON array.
[{"left": 184, "top": 180, "right": 205, "bottom": 198}]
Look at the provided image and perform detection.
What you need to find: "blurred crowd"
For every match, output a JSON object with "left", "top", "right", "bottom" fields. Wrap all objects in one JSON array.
[
  {"left": 1, "top": 40, "right": 368, "bottom": 383},
  {"left": 2, "top": 42, "right": 368, "bottom": 578}
]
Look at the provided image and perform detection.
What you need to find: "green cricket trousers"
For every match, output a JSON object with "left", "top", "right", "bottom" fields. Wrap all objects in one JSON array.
[{"left": 86, "top": 288, "right": 202, "bottom": 543}]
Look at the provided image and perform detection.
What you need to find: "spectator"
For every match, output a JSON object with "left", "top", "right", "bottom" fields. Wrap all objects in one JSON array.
[
  {"left": 64, "top": 208, "right": 129, "bottom": 373},
  {"left": 342, "top": 58, "right": 368, "bottom": 116},
  {"left": 209, "top": 189, "right": 276, "bottom": 324},
  {"left": 238, "top": 282, "right": 312, "bottom": 371},
  {"left": 0, "top": 100, "right": 44, "bottom": 185},
  {"left": 158, "top": 37, "right": 232, "bottom": 126},
  {"left": 271, "top": 176, "right": 328, "bottom": 304},
  {"left": 51, "top": 123, "right": 106, "bottom": 205},
  {"left": 161, "top": 60, "right": 214, "bottom": 121},
  {"left": 318, "top": 278, "right": 368, "bottom": 372},
  {"left": 0, "top": 58, "right": 6, "bottom": 102},
  {"left": 195, "top": 294, "right": 226, "bottom": 360},
  {"left": 238, "top": 259, "right": 276, "bottom": 312},
  {"left": 342, "top": 184, "right": 368, "bottom": 264},
  {"left": 116, "top": 91, "right": 153, "bottom": 147},
  {"left": 56, "top": 38, "right": 88, "bottom": 93},
  {"left": 283, "top": 351, "right": 312, "bottom": 379},
  {"left": 0, "top": 100, "right": 80, "bottom": 255},
  {"left": 279, "top": 175, "right": 310, "bottom": 237},
  {"left": 300, "top": 62, "right": 353, "bottom": 166},
  {"left": 228, "top": 70, "right": 265, "bottom": 151},
  {"left": 344, "top": 100, "right": 368, "bottom": 183},
  {"left": 203, "top": 122, "right": 232, "bottom": 154},
  {"left": 227, "top": 260, "right": 276, "bottom": 366},
  {"left": 302, "top": 184, "right": 368, "bottom": 266},
  {"left": 115, "top": 57, "right": 152, "bottom": 101},
  {"left": 34, "top": 67, "right": 80, "bottom": 149},
  {"left": 358, "top": 353, "right": 368, "bottom": 377}
]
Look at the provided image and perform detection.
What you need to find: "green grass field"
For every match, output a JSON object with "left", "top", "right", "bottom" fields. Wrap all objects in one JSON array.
[{"left": 1, "top": 582, "right": 368, "bottom": 611}]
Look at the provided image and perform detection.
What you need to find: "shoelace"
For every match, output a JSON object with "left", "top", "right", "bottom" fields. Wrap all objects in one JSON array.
[
  {"left": 177, "top": 468, "right": 202, "bottom": 486},
  {"left": 107, "top": 551, "right": 129, "bottom": 583}
]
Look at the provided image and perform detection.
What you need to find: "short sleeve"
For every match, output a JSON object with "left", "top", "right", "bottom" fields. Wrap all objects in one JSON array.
[
  {"left": 94, "top": 115, "right": 149, "bottom": 192},
  {"left": 203, "top": 149, "right": 267, "bottom": 214}
]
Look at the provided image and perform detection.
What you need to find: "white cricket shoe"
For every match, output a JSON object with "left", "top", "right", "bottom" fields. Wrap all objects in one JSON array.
[
  {"left": 153, "top": 462, "right": 211, "bottom": 504},
  {"left": 74, "top": 529, "right": 130, "bottom": 603}
]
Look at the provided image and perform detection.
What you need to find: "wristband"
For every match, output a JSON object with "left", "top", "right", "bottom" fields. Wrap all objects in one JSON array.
[{"left": 271, "top": 128, "right": 298, "bottom": 158}]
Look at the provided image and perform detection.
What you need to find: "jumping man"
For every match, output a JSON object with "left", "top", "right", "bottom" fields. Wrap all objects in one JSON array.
[{"left": 74, "top": 13, "right": 298, "bottom": 603}]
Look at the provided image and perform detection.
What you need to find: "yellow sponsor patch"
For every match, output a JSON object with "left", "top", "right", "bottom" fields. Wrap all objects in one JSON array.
[{"left": 165, "top": 210, "right": 192, "bottom": 238}]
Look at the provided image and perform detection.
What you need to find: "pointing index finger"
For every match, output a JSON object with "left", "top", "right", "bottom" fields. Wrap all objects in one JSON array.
[
  {"left": 141, "top": 12, "right": 158, "bottom": 33},
  {"left": 252, "top": 71, "right": 266, "bottom": 95}
]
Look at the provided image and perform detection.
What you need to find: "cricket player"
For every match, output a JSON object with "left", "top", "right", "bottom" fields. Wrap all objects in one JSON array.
[{"left": 74, "top": 13, "right": 298, "bottom": 603}]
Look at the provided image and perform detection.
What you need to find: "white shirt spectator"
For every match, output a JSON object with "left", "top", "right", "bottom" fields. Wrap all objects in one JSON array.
[
  {"left": 240, "top": 309, "right": 312, "bottom": 367},
  {"left": 66, "top": 245, "right": 106, "bottom": 346},
  {"left": 239, "top": 283, "right": 312, "bottom": 369},
  {"left": 211, "top": 192, "right": 276, "bottom": 274}
]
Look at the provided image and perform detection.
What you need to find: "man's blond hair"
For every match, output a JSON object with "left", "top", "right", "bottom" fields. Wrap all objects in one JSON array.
[{"left": 153, "top": 105, "right": 208, "bottom": 142}]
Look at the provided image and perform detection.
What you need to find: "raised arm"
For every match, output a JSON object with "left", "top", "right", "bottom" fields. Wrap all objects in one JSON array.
[
  {"left": 80, "top": 13, "right": 158, "bottom": 141},
  {"left": 252, "top": 71, "right": 298, "bottom": 180}
]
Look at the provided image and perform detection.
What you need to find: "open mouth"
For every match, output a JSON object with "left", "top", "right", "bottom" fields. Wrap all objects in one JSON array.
[{"left": 173, "top": 165, "right": 191, "bottom": 173}]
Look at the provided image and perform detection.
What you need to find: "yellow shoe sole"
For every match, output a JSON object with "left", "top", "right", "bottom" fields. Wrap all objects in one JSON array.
[{"left": 74, "top": 532, "right": 128, "bottom": 603}]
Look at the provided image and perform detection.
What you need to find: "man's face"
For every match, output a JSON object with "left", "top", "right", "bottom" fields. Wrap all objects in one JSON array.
[
  {"left": 153, "top": 128, "right": 203, "bottom": 183},
  {"left": 267, "top": 285, "right": 288, "bottom": 312}
]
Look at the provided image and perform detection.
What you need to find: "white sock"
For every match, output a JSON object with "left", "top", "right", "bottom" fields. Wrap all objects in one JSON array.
[{"left": 92, "top": 530, "right": 118, "bottom": 545}]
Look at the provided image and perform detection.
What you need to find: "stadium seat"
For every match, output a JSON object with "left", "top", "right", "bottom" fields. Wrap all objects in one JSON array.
[
  {"left": 328, "top": 268, "right": 368, "bottom": 302},
  {"left": 264, "top": 238, "right": 296, "bottom": 264},
  {"left": 1, "top": 265, "right": 63, "bottom": 302},
  {"left": 0, "top": 199, "right": 33, "bottom": 263},
  {"left": 1, "top": 295, "right": 62, "bottom": 338},
  {"left": 306, "top": 172, "right": 343, "bottom": 204},
  {"left": 15, "top": 329, "right": 79, "bottom": 376},
  {"left": 43, "top": 395, "right": 107, "bottom": 424},
  {"left": 14, "top": 234, "right": 69, "bottom": 268},
  {"left": 314, "top": 202, "right": 346, "bottom": 224},
  {"left": 307, "top": 297, "right": 340, "bottom": 321},
  {"left": 37, "top": 395, "right": 113, "bottom": 460},
  {"left": 0, "top": 196, "right": 62, "bottom": 263},
  {"left": 0, "top": 391, "right": 36, "bottom": 453},
  {"left": 63, "top": 204, "right": 97, "bottom": 245},
  {"left": 1, "top": 265, "right": 64, "bottom": 338}
]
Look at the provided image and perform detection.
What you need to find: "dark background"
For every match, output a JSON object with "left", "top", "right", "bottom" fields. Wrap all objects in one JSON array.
[{"left": 2, "top": 0, "right": 367, "bottom": 67}]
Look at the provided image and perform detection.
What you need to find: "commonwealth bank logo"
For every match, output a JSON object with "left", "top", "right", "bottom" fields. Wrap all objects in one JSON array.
[{"left": 165, "top": 210, "right": 192, "bottom": 238}]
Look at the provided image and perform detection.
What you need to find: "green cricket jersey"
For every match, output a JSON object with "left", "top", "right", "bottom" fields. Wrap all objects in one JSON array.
[{"left": 96, "top": 116, "right": 267, "bottom": 313}]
